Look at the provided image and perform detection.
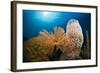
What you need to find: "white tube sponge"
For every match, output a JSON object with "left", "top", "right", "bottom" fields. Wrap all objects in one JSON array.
[{"left": 63, "top": 19, "right": 84, "bottom": 59}]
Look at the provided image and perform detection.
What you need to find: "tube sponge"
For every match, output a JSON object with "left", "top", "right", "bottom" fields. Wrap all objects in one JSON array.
[{"left": 62, "top": 19, "right": 84, "bottom": 59}]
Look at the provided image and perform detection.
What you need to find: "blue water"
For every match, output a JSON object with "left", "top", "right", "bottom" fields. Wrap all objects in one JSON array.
[{"left": 23, "top": 10, "right": 91, "bottom": 40}]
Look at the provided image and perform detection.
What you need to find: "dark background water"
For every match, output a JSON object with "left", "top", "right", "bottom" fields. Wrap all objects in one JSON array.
[{"left": 23, "top": 10, "right": 91, "bottom": 43}]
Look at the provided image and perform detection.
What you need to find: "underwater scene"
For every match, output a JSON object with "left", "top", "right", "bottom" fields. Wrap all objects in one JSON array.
[{"left": 23, "top": 10, "right": 91, "bottom": 62}]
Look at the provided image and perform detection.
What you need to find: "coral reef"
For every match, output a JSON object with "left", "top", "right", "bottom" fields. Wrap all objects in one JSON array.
[{"left": 23, "top": 19, "right": 84, "bottom": 62}]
